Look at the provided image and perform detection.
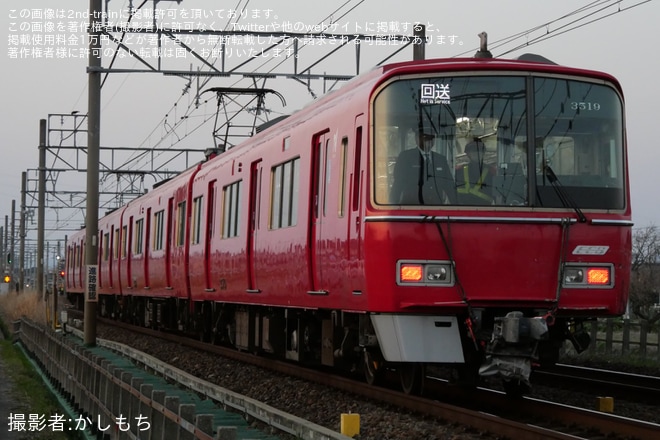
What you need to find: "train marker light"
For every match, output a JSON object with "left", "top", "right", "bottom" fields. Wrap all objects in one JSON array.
[
  {"left": 563, "top": 265, "right": 612, "bottom": 287},
  {"left": 587, "top": 268, "right": 610, "bottom": 285},
  {"left": 400, "top": 264, "right": 423, "bottom": 282},
  {"left": 397, "top": 260, "right": 454, "bottom": 285}
]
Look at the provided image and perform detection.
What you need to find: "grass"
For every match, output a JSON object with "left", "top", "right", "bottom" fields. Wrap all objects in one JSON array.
[
  {"left": 0, "top": 290, "right": 80, "bottom": 440},
  {"left": 0, "top": 289, "right": 48, "bottom": 325}
]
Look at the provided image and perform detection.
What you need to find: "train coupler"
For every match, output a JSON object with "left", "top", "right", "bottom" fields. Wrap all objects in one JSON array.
[
  {"left": 479, "top": 355, "right": 532, "bottom": 386},
  {"left": 478, "top": 311, "right": 550, "bottom": 385}
]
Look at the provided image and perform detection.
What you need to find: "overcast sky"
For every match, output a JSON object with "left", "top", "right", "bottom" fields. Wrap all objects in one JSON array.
[{"left": 2, "top": 0, "right": 658, "bottom": 253}]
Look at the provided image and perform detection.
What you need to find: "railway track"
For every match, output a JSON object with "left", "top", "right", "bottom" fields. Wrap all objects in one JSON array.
[
  {"left": 74, "top": 313, "right": 660, "bottom": 440},
  {"left": 534, "top": 363, "right": 660, "bottom": 403}
]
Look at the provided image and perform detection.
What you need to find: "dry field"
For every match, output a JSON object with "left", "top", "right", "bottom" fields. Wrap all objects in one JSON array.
[{"left": 0, "top": 290, "right": 48, "bottom": 330}]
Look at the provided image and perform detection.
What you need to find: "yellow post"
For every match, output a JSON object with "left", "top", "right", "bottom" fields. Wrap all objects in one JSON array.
[
  {"left": 340, "top": 413, "right": 360, "bottom": 437},
  {"left": 597, "top": 396, "right": 614, "bottom": 413}
]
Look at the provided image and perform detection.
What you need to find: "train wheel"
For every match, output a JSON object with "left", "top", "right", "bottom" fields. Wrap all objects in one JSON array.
[
  {"left": 363, "top": 350, "right": 380, "bottom": 386},
  {"left": 399, "top": 363, "right": 425, "bottom": 395}
]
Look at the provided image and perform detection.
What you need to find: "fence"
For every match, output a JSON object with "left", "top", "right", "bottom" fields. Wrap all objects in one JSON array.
[
  {"left": 14, "top": 318, "right": 350, "bottom": 440},
  {"left": 586, "top": 318, "right": 660, "bottom": 361}
]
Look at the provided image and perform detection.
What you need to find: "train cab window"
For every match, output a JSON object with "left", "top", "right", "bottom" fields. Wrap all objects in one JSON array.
[
  {"left": 373, "top": 76, "right": 527, "bottom": 207},
  {"left": 372, "top": 74, "right": 624, "bottom": 211},
  {"left": 533, "top": 78, "right": 624, "bottom": 210}
]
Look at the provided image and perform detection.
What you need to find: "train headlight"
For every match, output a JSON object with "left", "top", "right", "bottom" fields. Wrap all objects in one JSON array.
[
  {"left": 562, "top": 264, "right": 613, "bottom": 288},
  {"left": 397, "top": 260, "right": 454, "bottom": 286},
  {"left": 426, "top": 265, "right": 448, "bottom": 281},
  {"left": 564, "top": 268, "right": 584, "bottom": 283}
]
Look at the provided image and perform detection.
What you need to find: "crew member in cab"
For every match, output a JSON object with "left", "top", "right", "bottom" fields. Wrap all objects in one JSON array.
[
  {"left": 456, "top": 139, "right": 494, "bottom": 205},
  {"left": 390, "top": 131, "right": 457, "bottom": 205}
]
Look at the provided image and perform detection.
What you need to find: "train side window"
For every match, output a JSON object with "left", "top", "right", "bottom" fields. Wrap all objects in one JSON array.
[
  {"left": 191, "top": 195, "right": 203, "bottom": 244},
  {"left": 121, "top": 225, "right": 128, "bottom": 258},
  {"left": 134, "top": 219, "right": 144, "bottom": 255},
  {"left": 103, "top": 232, "right": 109, "bottom": 261},
  {"left": 352, "top": 126, "right": 363, "bottom": 212},
  {"left": 207, "top": 182, "right": 216, "bottom": 240},
  {"left": 114, "top": 228, "right": 119, "bottom": 259},
  {"left": 338, "top": 137, "right": 348, "bottom": 217},
  {"left": 176, "top": 201, "right": 186, "bottom": 247},
  {"left": 153, "top": 210, "right": 164, "bottom": 250},
  {"left": 222, "top": 181, "right": 241, "bottom": 238},
  {"left": 270, "top": 157, "right": 300, "bottom": 229}
]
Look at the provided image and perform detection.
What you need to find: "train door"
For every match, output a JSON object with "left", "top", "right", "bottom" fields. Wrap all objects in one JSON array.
[
  {"left": 127, "top": 217, "right": 133, "bottom": 289},
  {"left": 204, "top": 180, "right": 216, "bottom": 291},
  {"left": 144, "top": 208, "right": 151, "bottom": 288},
  {"left": 247, "top": 160, "right": 262, "bottom": 292},
  {"left": 112, "top": 225, "right": 121, "bottom": 293},
  {"left": 108, "top": 224, "right": 117, "bottom": 288},
  {"left": 309, "top": 129, "right": 331, "bottom": 293},
  {"left": 348, "top": 116, "right": 365, "bottom": 285},
  {"left": 98, "top": 228, "right": 104, "bottom": 288}
]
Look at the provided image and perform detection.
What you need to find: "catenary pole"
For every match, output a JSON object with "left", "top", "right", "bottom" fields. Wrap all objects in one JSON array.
[
  {"left": 20, "top": 171, "right": 26, "bottom": 293},
  {"left": 84, "top": 0, "right": 101, "bottom": 346},
  {"left": 37, "top": 119, "right": 46, "bottom": 299}
]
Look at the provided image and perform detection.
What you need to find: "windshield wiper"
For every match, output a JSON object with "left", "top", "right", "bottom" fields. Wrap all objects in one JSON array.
[{"left": 543, "top": 165, "right": 587, "bottom": 223}]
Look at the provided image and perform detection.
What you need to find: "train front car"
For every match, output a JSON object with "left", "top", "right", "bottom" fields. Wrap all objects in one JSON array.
[{"left": 364, "top": 58, "right": 631, "bottom": 394}]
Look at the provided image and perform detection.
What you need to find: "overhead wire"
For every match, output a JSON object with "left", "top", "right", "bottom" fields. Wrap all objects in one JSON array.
[
  {"left": 118, "top": 0, "right": 365, "bottom": 174},
  {"left": 451, "top": 0, "right": 651, "bottom": 58}
]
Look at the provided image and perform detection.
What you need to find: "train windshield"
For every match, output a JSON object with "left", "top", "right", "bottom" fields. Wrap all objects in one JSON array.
[{"left": 372, "top": 74, "right": 625, "bottom": 210}]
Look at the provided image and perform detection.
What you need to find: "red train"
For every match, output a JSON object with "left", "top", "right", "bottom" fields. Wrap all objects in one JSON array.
[{"left": 66, "top": 53, "right": 632, "bottom": 395}]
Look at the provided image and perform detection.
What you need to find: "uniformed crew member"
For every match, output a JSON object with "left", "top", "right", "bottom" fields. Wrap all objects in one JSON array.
[
  {"left": 390, "top": 132, "right": 457, "bottom": 205},
  {"left": 456, "top": 139, "right": 494, "bottom": 205}
]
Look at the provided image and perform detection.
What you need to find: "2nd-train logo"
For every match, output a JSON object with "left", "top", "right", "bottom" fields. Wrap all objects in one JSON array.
[{"left": 420, "top": 83, "right": 451, "bottom": 105}]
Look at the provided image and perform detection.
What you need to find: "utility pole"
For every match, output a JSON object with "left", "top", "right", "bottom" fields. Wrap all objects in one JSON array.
[
  {"left": 84, "top": 0, "right": 102, "bottom": 346},
  {"left": 3, "top": 216, "right": 7, "bottom": 277},
  {"left": 0, "top": 225, "right": 4, "bottom": 276},
  {"left": 20, "top": 172, "right": 26, "bottom": 292},
  {"left": 37, "top": 119, "right": 46, "bottom": 299},
  {"left": 11, "top": 200, "right": 15, "bottom": 292},
  {"left": 53, "top": 241, "right": 60, "bottom": 329}
]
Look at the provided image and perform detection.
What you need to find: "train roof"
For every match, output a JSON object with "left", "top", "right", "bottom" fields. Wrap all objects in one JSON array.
[{"left": 374, "top": 54, "right": 622, "bottom": 89}]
